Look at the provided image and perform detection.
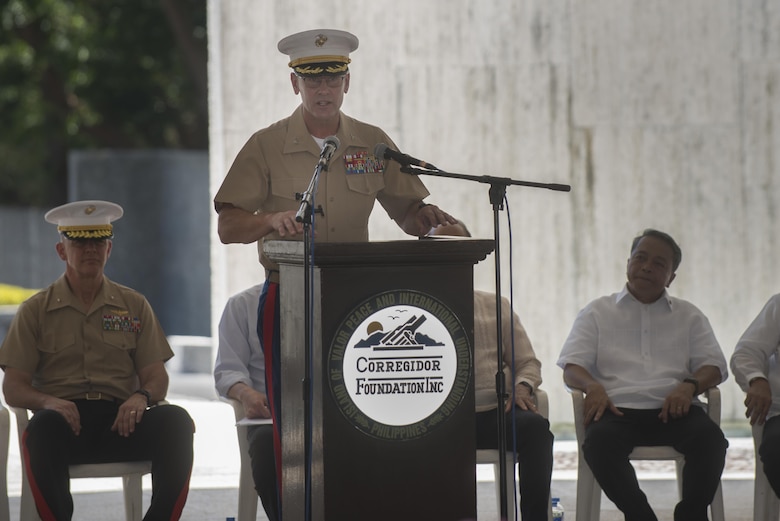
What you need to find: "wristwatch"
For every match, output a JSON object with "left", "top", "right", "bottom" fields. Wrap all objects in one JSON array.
[
  {"left": 682, "top": 378, "right": 699, "bottom": 395},
  {"left": 133, "top": 388, "right": 152, "bottom": 407}
]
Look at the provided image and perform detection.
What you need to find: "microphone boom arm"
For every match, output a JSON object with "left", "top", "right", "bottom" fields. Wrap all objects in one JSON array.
[{"left": 400, "top": 165, "right": 571, "bottom": 192}]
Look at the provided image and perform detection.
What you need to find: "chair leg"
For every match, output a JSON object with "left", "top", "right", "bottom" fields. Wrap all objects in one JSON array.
[
  {"left": 122, "top": 474, "right": 144, "bottom": 521},
  {"left": 503, "top": 456, "right": 516, "bottom": 521},
  {"left": 0, "top": 408, "right": 9, "bottom": 521},
  {"left": 237, "top": 458, "right": 258, "bottom": 521},
  {"left": 588, "top": 467, "right": 602, "bottom": 521},
  {"left": 709, "top": 481, "right": 725, "bottom": 521},
  {"left": 575, "top": 452, "right": 601, "bottom": 521},
  {"left": 754, "top": 453, "right": 780, "bottom": 521},
  {"left": 674, "top": 459, "right": 684, "bottom": 499},
  {"left": 756, "top": 481, "right": 780, "bottom": 521}
]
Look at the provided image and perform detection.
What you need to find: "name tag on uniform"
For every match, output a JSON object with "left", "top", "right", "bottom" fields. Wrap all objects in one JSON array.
[
  {"left": 103, "top": 312, "right": 141, "bottom": 333},
  {"left": 344, "top": 151, "right": 383, "bottom": 175}
]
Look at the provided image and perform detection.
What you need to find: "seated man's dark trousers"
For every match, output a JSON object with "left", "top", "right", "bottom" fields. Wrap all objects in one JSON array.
[{"left": 583, "top": 406, "right": 727, "bottom": 521}]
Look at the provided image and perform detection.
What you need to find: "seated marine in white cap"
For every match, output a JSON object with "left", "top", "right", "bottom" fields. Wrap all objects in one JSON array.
[
  {"left": 212, "top": 28, "right": 457, "bottom": 521},
  {"left": 0, "top": 200, "right": 195, "bottom": 521}
]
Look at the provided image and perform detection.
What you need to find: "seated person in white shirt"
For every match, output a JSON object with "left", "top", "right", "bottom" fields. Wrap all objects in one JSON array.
[
  {"left": 557, "top": 228, "right": 728, "bottom": 521},
  {"left": 730, "top": 294, "right": 780, "bottom": 498},
  {"left": 213, "top": 285, "right": 279, "bottom": 521}
]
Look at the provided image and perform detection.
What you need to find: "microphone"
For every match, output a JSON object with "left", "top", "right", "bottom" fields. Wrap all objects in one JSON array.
[
  {"left": 374, "top": 143, "right": 438, "bottom": 171},
  {"left": 318, "top": 135, "right": 340, "bottom": 166}
]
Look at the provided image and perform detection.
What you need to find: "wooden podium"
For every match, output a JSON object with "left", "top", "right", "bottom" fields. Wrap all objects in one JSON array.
[{"left": 265, "top": 238, "right": 494, "bottom": 521}]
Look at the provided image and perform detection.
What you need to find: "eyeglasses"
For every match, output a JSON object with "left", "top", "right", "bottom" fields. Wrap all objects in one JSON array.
[
  {"left": 296, "top": 74, "right": 346, "bottom": 89},
  {"left": 67, "top": 238, "right": 109, "bottom": 249}
]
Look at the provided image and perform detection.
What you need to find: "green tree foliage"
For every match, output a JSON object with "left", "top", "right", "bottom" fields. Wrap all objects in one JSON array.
[{"left": 0, "top": 0, "right": 208, "bottom": 207}]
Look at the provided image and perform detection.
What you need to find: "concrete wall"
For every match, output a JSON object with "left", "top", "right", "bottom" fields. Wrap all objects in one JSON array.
[
  {"left": 69, "top": 150, "right": 211, "bottom": 337},
  {"left": 0, "top": 150, "right": 211, "bottom": 343},
  {"left": 0, "top": 207, "right": 65, "bottom": 289},
  {"left": 0, "top": 150, "right": 213, "bottom": 372},
  {"left": 208, "top": 0, "right": 780, "bottom": 426}
]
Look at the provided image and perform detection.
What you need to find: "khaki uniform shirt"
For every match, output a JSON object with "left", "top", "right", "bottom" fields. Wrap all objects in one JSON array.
[
  {"left": 473, "top": 290, "right": 542, "bottom": 413},
  {"left": 214, "top": 106, "right": 430, "bottom": 272},
  {"left": 0, "top": 275, "right": 173, "bottom": 401}
]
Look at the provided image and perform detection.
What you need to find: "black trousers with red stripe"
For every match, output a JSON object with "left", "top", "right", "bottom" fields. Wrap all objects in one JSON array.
[
  {"left": 23, "top": 400, "right": 194, "bottom": 521},
  {"left": 247, "top": 424, "right": 280, "bottom": 521}
]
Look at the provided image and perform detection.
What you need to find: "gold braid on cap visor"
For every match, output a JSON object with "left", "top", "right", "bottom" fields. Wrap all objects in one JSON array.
[
  {"left": 290, "top": 56, "right": 350, "bottom": 75},
  {"left": 58, "top": 225, "right": 114, "bottom": 239}
]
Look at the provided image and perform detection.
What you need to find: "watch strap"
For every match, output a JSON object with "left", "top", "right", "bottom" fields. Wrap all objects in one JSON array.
[
  {"left": 134, "top": 388, "right": 152, "bottom": 406},
  {"left": 682, "top": 378, "right": 699, "bottom": 395},
  {"left": 518, "top": 381, "right": 534, "bottom": 395}
]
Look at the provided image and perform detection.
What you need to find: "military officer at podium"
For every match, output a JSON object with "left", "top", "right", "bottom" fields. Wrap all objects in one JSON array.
[{"left": 213, "top": 28, "right": 455, "bottom": 517}]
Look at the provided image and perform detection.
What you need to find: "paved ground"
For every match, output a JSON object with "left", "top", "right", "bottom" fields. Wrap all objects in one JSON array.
[{"left": 3, "top": 374, "right": 762, "bottom": 520}]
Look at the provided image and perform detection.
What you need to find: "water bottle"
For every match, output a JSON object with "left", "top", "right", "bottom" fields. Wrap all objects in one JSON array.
[{"left": 552, "top": 497, "right": 564, "bottom": 521}]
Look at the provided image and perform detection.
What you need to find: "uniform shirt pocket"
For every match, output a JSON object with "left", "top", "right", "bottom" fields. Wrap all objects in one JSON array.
[
  {"left": 270, "top": 177, "right": 310, "bottom": 201},
  {"left": 345, "top": 172, "right": 385, "bottom": 196},
  {"left": 102, "top": 330, "right": 138, "bottom": 352},
  {"left": 40, "top": 332, "right": 76, "bottom": 353}
]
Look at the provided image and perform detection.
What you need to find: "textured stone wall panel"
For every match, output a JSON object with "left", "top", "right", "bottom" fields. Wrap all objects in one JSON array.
[{"left": 209, "top": 0, "right": 780, "bottom": 424}]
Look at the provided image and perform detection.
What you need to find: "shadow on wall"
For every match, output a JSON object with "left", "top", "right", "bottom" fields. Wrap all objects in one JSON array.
[
  {"left": 68, "top": 149, "right": 211, "bottom": 337},
  {"left": 0, "top": 150, "right": 211, "bottom": 339},
  {"left": 0, "top": 306, "right": 16, "bottom": 345}
]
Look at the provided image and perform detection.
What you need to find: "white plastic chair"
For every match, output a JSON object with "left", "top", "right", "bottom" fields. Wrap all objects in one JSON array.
[
  {"left": 13, "top": 406, "right": 152, "bottom": 521},
  {"left": 222, "top": 397, "right": 259, "bottom": 521},
  {"left": 753, "top": 422, "right": 780, "bottom": 521},
  {"left": 571, "top": 388, "right": 725, "bottom": 521},
  {"left": 476, "top": 387, "right": 553, "bottom": 521}
]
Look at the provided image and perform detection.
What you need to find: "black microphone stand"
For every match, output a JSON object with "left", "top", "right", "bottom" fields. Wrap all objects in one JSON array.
[
  {"left": 403, "top": 164, "right": 570, "bottom": 520},
  {"left": 295, "top": 159, "right": 327, "bottom": 521}
]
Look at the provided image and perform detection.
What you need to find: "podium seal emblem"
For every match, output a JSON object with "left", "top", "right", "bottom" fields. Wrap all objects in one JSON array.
[{"left": 328, "top": 289, "right": 471, "bottom": 440}]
